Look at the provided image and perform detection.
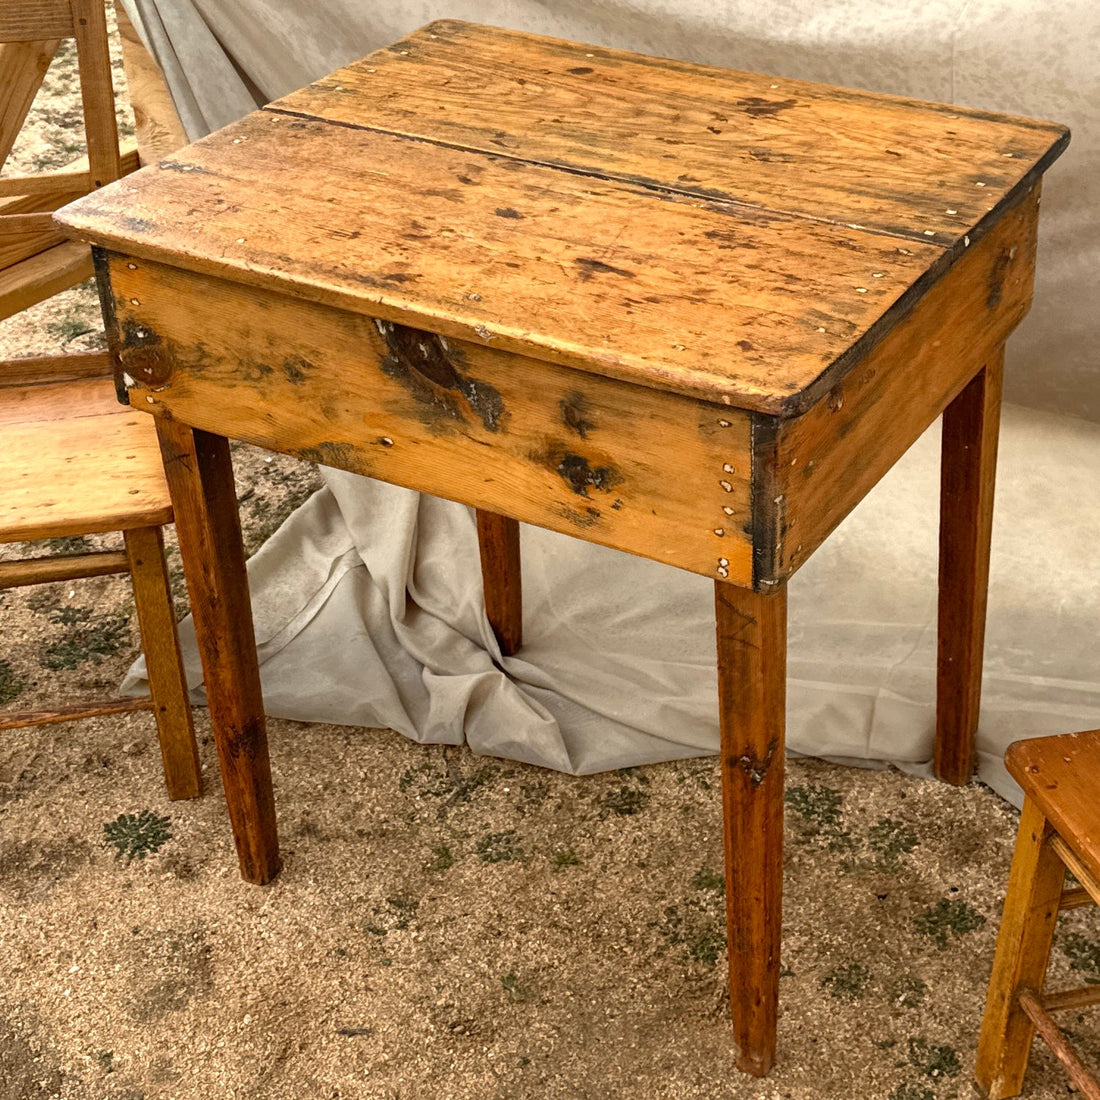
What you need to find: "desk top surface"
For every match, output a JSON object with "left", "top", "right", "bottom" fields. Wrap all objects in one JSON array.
[{"left": 57, "top": 20, "right": 1068, "bottom": 416}]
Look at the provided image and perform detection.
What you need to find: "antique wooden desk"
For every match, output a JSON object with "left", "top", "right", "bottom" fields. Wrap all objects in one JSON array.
[{"left": 56, "top": 21, "right": 1067, "bottom": 1075}]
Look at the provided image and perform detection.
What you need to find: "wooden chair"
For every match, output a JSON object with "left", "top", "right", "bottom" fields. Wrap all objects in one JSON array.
[
  {"left": 976, "top": 729, "right": 1100, "bottom": 1098},
  {"left": 0, "top": 1, "right": 200, "bottom": 800},
  {"left": 0, "top": 0, "right": 139, "bottom": 320}
]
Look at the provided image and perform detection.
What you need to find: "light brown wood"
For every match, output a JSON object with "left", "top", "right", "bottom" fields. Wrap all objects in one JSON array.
[
  {"left": 976, "top": 799, "right": 1066, "bottom": 1099},
  {"left": 0, "top": 696, "right": 153, "bottom": 730},
  {"left": 61, "top": 113, "right": 948, "bottom": 417},
  {"left": 1057, "top": 886, "right": 1095, "bottom": 911},
  {"left": 0, "top": 349, "right": 111, "bottom": 387},
  {"left": 0, "top": 238, "right": 92, "bottom": 321},
  {"left": 0, "top": 212, "right": 58, "bottom": 234},
  {"left": 0, "top": 170, "right": 92, "bottom": 197},
  {"left": 155, "top": 419, "right": 280, "bottom": 883},
  {"left": 0, "top": 397, "right": 173, "bottom": 540},
  {"left": 716, "top": 581, "right": 786, "bottom": 1076},
  {"left": 115, "top": 3, "right": 189, "bottom": 164},
  {"left": 1017, "top": 990, "right": 1100, "bottom": 1100},
  {"left": 70, "top": 0, "right": 121, "bottom": 190},
  {"left": 935, "top": 350, "right": 1005, "bottom": 784},
  {"left": 103, "top": 253, "right": 756, "bottom": 584},
  {"left": 1041, "top": 985, "right": 1100, "bottom": 1013},
  {"left": 1049, "top": 833, "right": 1100, "bottom": 907},
  {"left": 0, "top": 39, "right": 61, "bottom": 164},
  {"left": 0, "top": 4, "right": 73, "bottom": 43},
  {"left": 124, "top": 525, "right": 201, "bottom": 800},
  {"left": 274, "top": 20, "right": 1067, "bottom": 248},
  {"left": 0, "top": 549, "right": 129, "bottom": 589},
  {"left": 764, "top": 193, "right": 1034, "bottom": 584},
  {"left": 476, "top": 510, "right": 522, "bottom": 655}
]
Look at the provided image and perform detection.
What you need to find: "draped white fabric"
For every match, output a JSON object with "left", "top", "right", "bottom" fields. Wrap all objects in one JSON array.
[{"left": 118, "top": 0, "right": 1100, "bottom": 802}]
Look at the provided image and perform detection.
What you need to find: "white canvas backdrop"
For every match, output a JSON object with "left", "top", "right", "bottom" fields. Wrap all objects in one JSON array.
[{"left": 118, "top": 0, "right": 1100, "bottom": 802}]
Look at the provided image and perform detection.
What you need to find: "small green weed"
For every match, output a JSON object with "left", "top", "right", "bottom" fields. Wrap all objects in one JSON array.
[
  {"left": 1059, "top": 931, "right": 1100, "bottom": 983},
  {"left": 690, "top": 867, "right": 724, "bottom": 893},
  {"left": 906, "top": 1036, "right": 960, "bottom": 1078},
  {"left": 821, "top": 961, "right": 870, "bottom": 1001},
  {"left": 914, "top": 898, "right": 985, "bottom": 949},
  {"left": 500, "top": 972, "right": 532, "bottom": 1002},
  {"left": 362, "top": 896, "right": 419, "bottom": 937},
  {"left": 94, "top": 1050, "right": 114, "bottom": 1074},
  {"left": 599, "top": 784, "right": 649, "bottom": 817},
  {"left": 657, "top": 898, "right": 725, "bottom": 967},
  {"left": 785, "top": 783, "right": 854, "bottom": 850},
  {"left": 551, "top": 849, "right": 580, "bottom": 871},
  {"left": 0, "top": 659, "right": 23, "bottom": 705},
  {"left": 426, "top": 843, "right": 455, "bottom": 872},
  {"left": 103, "top": 810, "right": 172, "bottom": 862},
  {"left": 867, "top": 818, "right": 918, "bottom": 866},
  {"left": 477, "top": 830, "right": 523, "bottom": 863},
  {"left": 893, "top": 975, "right": 928, "bottom": 1009},
  {"left": 43, "top": 614, "right": 130, "bottom": 670}
]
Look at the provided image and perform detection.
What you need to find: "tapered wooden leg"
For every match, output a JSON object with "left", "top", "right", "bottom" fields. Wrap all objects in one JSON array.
[
  {"left": 975, "top": 797, "right": 1064, "bottom": 1098},
  {"left": 156, "top": 419, "right": 280, "bottom": 883},
  {"left": 716, "top": 580, "right": 787, "bottom": 1077},
  {"left": 475, "top": 508, "right": 522, "bottom": 656},
  {"left": 936, "top": 349, "right": 1004, "bottom": 784},
  {"left": 124, "top": 524, "right": 201, "bottom": 800}
]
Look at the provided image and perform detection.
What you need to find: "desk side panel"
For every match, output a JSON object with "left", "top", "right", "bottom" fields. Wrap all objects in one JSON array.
[
  {"left": 103, "top": 254, "right": 753, "bottom": 584},
  {"left": 757, "top": 186, "right": 1041, "bottom": 586}
]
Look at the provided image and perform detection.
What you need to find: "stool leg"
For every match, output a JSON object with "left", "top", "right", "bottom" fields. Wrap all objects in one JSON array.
[
  {"left": 936, "top": 349, "right": 1004, "bottom": 784},
  {"left": 156, "top": 419, "right": 280, "bottom": 884},
  {"left": 975, "top": 796, "right": 1064, "bottom": 1099},
  {"left": 123, "top": 524, "right": 201, "bottom": 800},
  {"left": 476, "top": 508, "right": 522, "bottom": 656},
  {"left": 716, "top": 580, "right": 787, "bottom": 1076}
]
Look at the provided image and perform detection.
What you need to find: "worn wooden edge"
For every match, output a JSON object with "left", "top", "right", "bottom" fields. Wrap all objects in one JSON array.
[
  {"left": 1018, "top": 989, "right": 1100, "bottom": 1099},
  {"left": 0, "top": 349, "right": 111, "bottom": 386},
  {"left": 90, "top": 245, "right": 128, "bottom": 404},
  {"left": 411, "top": 20, "right": 1071, "bottom": 141}
]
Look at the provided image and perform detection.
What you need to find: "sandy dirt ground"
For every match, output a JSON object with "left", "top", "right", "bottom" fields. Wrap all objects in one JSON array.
[{"left": 2, "top": 7, "right": 1099, "bottom": 1098}]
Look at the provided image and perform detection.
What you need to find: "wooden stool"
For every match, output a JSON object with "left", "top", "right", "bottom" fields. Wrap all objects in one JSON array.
[{"left": 976, "top": 729, "right": 1100, "bottom": 1098}]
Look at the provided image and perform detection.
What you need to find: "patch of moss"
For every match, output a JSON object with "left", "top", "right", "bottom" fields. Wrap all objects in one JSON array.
[
  {"left": 906, "top": 1036, "right": 960, "bottom": 1078},
  {"left": 599, "top": 783, "right": 649, "bottom": 817},
  {"left": 913, "top": 898, "right": 985, "bottom": 949},
  {"left": 103, "top": 810, "right": 171, "bottom": 863},
  {"left": 821, "top": 961, "right": 870, "bottom": 1001},
  {"left": 690, "top": 867, "right": 725, "bottom": 893},
  {"left": 551, "top": 849, "right": 580, "bottom": 871},
  {"left": 43, "top": 614, "right": 130, "bottom": 670},
  {"left": 890, "top": 1087, "right": 933, "bottom": 1100},
  {"left": 867, "top": 818, "right": 918, "bottom": 866},
  {"left": 0, "top": 659, "right": 24, "bottom": 705},
  {"left": 1059, "top": 931, "right": 1100, "bottom": 983},
  {"left": 476, "top": 830, "right": 523, "bottom": 863},
  {"left": 426, "top": 843, "right": 455, "bottom": 872},
  {"left": 893, "top": 975, "right": 928, "bottom": 1009},
  {"left": 657, "top": 897, "right": 726, "bottom": 967},
  {"left": 500, "top": 972, "right": 532, "bottom": 1003},
  {"left": 362, "top": 895, "right": 419, "bottom": 937}
]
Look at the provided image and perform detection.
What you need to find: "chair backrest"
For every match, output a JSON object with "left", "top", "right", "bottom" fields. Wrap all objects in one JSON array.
[{"left": 0, "top": 0, "right": 127, "bottom": 310}]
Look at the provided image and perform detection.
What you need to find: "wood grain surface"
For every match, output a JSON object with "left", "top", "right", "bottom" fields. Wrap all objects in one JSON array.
[
  {"left": 105, "top": 252, "right": 757, "bottom": 584},
  {"left": 273, "top": 20, "right": 1067, "bottom": 248}
]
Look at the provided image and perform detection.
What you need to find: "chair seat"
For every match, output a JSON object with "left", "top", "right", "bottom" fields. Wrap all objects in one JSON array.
[
  {"left": 1007, "top": 729, "right": 1100, "bottom": 888},
  {"left": 0, "top": 374, "right": 173, "bottom": 541}
]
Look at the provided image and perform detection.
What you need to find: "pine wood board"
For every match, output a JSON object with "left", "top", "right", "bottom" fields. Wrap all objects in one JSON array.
[
  {"left": 105, "top": 252, "right": 756, "bottom": 584},
  {"left": 59, "top": 112, "right": 948, "bottom": 417},
  {"left": 272, "top": 20, "right": 1068, "bottom": 248},
  {"left": 1007, "top": 731, "right": 1100, "bottom": 893}
]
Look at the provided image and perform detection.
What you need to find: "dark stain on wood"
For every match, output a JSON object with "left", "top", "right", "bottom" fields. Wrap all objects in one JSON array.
[
  {"left": 156, "top": 159, "right": 215, "bottom": 176},
  {"left": 494, "top": 207, "right": 524, "bottom": 219},
  {"left": 567, "top": 66, "right": 594, "bottom": 75},
  {"left": 117, "top": 317, "right": 172, "bottom": 387},
  {"left": 92, "top": 248, "right": 129, "bottom": 405},
  {"left": 555, "top": 503, "right": 602, "bottom": 528},
  {"left": 736, "top": 96, "right": 799, "bottom": 117},
  {"left": 737, "top": 340, "right": 755, "bottom": 352},
  {"left": 987, "top": 248, "right": 1013, "bottom": 308},
  {"left": 730, "top": 736, "right": 780, "bottom": 786},
  {"left": 375, "top": 320, "right": 505, "bottom": 432},
  {"left": 575, "top": 257, "right": 636, "bottom": 281},
  {"left": 560, "top": 392, "right": 595, "bottom": 438},
  {"left": 556, "top": 452, "right": 620, "bottom": 497},
  {"left": 296, "top": 441, "right": 371, "bottom": 472},
  {"left": 750, "top": 414, "right": 782, "bottom": 591},
  {"left": 282, "top": 356, "right": 310, "bottom": 385}
]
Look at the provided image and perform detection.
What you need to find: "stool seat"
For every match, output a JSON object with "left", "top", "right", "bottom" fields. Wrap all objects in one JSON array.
[
  {"left": 0, "top": 373, "right": 173, "bottom": 542},
  {"left": 1007, "top": 732, "right": 1100, "bottom": 890}
]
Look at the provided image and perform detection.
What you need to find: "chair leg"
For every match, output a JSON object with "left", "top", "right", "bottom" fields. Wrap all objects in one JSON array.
[
  {"left": 476, "top": 508, "right": 522, "bottom": 656},
  {"left": 124, "top": 525, "right": 201, "bottom": 800},
  {"left": 975, "top": 796, "right": 1065, "bottom": 1099}
]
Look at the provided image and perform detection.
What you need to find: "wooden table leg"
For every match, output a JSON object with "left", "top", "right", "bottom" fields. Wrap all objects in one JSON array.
[
  {"left": 156, "top": 419, "right": 281, "bottom": 884},
  {"left": 716, "top": 580, "right": 787, "bottom": 1077},
  {"left": 936, "top": 348, "right": 1004, "bottom": 785},
  {"left": 475, "top": 508, "right": 522, "bottom": 656}
]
